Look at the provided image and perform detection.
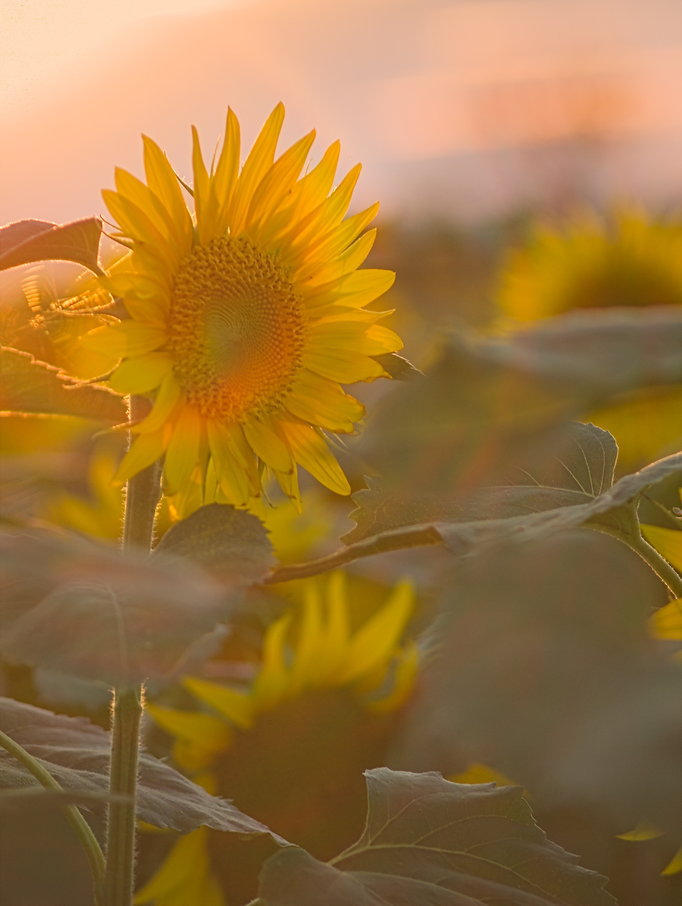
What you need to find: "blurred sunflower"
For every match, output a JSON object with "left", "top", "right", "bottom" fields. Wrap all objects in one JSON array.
[
  {"left": 498, "top": 208, "right": 682, "bottom": 323},
  {"left": 86, "top": 104, "right": 402, "bottom": 515},
  {"left": 497, "top": 208, "right": 682, "bottom": 466},
  {"left": 136, "top": 571, "right": 417, "bottom": 906}
]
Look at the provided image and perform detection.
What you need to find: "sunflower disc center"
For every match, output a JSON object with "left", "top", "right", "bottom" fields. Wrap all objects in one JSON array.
[{"left": 168, "top": 236, "right": 304, "bottom": 419}]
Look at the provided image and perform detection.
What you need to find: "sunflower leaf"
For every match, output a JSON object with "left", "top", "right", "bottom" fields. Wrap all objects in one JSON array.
[
  {"left": 258, "top": 768, "right": 615, "bottom": 905},
  {"left": 0, "top": 697, "right": 281, "bottom": 838},
  {"left": 0, "top": 525, "right": 236, "bottom": 686},
  {"left": 0, "top": 218, "right": 103, "bottom": 275},
  {"left": 153, "top": 503, "right": 275, "bottom": 584},
  {"left": 0, "top": 346, "right": 125, "bottom": 422},
  {"left": 345, "top": 423, "right": 682, "bottom": 554},
  {"left": 360, "top": 308, "right": 682, "bottom": 494},
  {"left": 392, "top": 532, "right": 682, "bottom": 837}
]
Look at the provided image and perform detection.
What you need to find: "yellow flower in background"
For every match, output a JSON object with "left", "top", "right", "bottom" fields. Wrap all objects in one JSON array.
[
  {"left": 497, "top": 209, "right": 682, "bottom": 467},
  {"left": 136, "top": 572, "right": 417, "bottom": 906},
  {"left": 498, "top": 208, "right": 682, "bottom": 323},
  {"left": 86, "top": 104, "right": 401, "bottom": 514}
]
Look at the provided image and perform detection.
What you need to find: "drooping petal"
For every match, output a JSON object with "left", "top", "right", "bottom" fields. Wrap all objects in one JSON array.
[{"left": 279, "top": 422, "right": 350, "bottom": 495}]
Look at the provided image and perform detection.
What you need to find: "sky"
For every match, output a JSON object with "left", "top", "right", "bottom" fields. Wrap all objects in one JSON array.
[{"left": 3, "top": 0, "right": 682, "bottom": 226}]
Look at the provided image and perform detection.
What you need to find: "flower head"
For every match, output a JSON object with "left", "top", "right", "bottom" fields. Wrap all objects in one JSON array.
[
  {"left": 136, "top": 572, "right": 418, "bottom": 905},
  {"left": 498, "top": 208, "right": 682, "bottom": 324},
  {"left": 497, "top": 208, "right": 682, "bottom": 467},
  {"left": 87, "top": 105, "right": 402, "bottom": 513}
]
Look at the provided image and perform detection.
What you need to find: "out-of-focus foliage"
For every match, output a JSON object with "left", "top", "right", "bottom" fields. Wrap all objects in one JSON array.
[
  {"left": 258, "top": 769, "right": 616, "bottom": 906},
  {"left": 496, "top": 209, "right": 682, "bottom": 467},
  {"left": 1, "top": 210, "right": 682, "bottom": 906}
]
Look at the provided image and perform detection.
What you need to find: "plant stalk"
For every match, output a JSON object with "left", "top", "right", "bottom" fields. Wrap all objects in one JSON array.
[
  {"left": 104, "top": 396, "right": 161, "bottom": 906},
  {"left": 621, "top": 525, "right": 682, "bottom": 601},
  {"left": 0, "top": 728, "right": 106, "bottom": 905}
]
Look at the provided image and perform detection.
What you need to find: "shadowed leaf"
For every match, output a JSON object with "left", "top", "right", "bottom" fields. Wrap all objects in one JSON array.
[
  {"left": 0, "top": 697, "right": 281, "bottom": 838},
  {"left": 0, "top": 346, "right": 125, "bottom": 421},
  {"left": 392, "top": 532, "right": 682, "bottom": 837},
  {"left": 154, "top": 503, "right": 274, "bottom": 583},
  {"left": 258, "top": 768, "right": 615, "bottom": 905},
  {"left": 360, "top": 309, "right": 682, "bottom": 495},
  {"left": 0, "top": 218, "right": 103, "bottom": 275},
  {"left": 0, "top": 525, "right": 234, "bottom": 685},
  {"left": 341, "top": 427, "right": 682, "bottom": 563}
]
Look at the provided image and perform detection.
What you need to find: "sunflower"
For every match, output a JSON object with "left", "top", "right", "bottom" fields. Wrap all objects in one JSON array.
[
  {"left": 86, "top": 105, "right": 402, "bottom": 513},
  {"left": 497, "top": 208, "right": 682, "bottom": 467},
  {"left": 498, "top": 208, "right": 682, "bottom": 324},
  {"left": 136, "top": 571, "right": 418, "bottom": 906}
]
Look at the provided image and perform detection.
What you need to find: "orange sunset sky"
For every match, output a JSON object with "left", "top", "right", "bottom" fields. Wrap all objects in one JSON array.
[{"left": 3, "top": 0, "right": 682, "bottom": 225}]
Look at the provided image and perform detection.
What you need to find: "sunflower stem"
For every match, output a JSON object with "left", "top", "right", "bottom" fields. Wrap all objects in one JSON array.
[
  {"left": 0, "top": 728, "right": 106, "bottom": 905},
  {"left": 104, "top": 396, "right": 161, "bottom": 906}
]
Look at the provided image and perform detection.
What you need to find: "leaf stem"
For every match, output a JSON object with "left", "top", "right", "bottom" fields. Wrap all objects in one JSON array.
[
  {"left": 104, "top": 396, "right": 161, "bottom": 906},
  {"left": 618, "top": 523, "right": 682, "bottom": 600},
  {"left": 0, "top": 728, "right": 106, "bottom": 905}
]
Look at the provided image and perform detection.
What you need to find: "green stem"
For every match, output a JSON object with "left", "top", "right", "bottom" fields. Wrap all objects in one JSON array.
[
  {"left": 0, "top": 728, "right": 106, "bottom": 905},
  {"left": 621, "top": 526, "right": 682, "bottom": 600},
  {"left": 104, "top": 396, "right": 161, "bottom": 906}
]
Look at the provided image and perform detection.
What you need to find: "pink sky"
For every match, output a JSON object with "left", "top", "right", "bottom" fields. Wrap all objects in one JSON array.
[{"left": 3, "top": 0, "right": 682, "bottom": 226}]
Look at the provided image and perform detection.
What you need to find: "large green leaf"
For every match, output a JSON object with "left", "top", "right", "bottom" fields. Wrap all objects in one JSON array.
[
  {"left": 0, "top": 218, "right": 103, "bottom": 275},
  {"left": 391, "top": 532, "right": 682, "bottom": 837},
  {"left": 0, "top": 345, "right": 125, "bottom": 421},
  {"left": 0, "top": 697, "right": 280, "bottom": 838},
  {"left": 258, "top": 768, "right": 615, "bottom": 905},
  {"left": 0, "top": 520, "right": 263, "bottom": 686},
  {"left": 270, "top": 426, "right": 682, "bottom": 583},
  {"left": 154, "top": 503, "right": 275, "bottom": 583},
  {"left": 344, "top": 423, "right": 682, "bottom": 553},
  {"left": 359, "top": 308, "right": 682, "bottom": 495}
]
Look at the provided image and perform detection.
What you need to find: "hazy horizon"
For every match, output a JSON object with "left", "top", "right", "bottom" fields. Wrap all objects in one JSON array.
[{"left": 3, "top": 0, "right": 682, "bottom": 227}]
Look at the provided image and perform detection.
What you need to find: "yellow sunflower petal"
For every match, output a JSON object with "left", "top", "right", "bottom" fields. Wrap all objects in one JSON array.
[
  {"left": 341, "top": 580, "right": 414, "bottom": 683},
  {"left": 280, "top": 423, "right": 350, "bottom": 495},
  {"left": 114, "top": 428, "right": 168, "bottom": 485},
  {"left": 207, "top": 420, "right": 256, "bottom": 505},
  {"left": 308, "top": 321, "right": 403, "bottom": 356},
  {"left": 183, "top": 677, "right": 253, "bottom": 729},
  {"left": 142, "top": 135, "right": 193, "bottom": 250},
  {"left": 109, "top": 352, "right": 173, "bottom": 394},
  {"left": 662, "top": 847, "right": 682, "bottom": 876},
  {"left": 134, "top": 374, "right": 183, "bottom": 434},
  {"left": 245, "top": 129, "right": 316, "bottom": 233},
  {"left": 102, "top": 189, "right": 172, "bottom": 256},
  {"left": 302, "top": 346, "right": 387, "bottom": 383},
  {"left": 146, "top": 705, "right": 232, "bottom": 768},
  {"left": 302, "top": 228, "right": 377, "bottom": 285},
  {"left": 648, "top": 599, "right": 682, "bottom": 641},
  {"left": 84, "top": 322, "right": 167, "bottom": 358},
  {"left": 209, "top": 107, "right": 241, "bottom": 235},
  {"left": 305, "top": 268, "right": 397, "bottom": 311},
  {"left": 299, "top": 202, "right": 380, "bottom": 272},
  {"left": 290, "top": 584, "right": 325, "bottom": 689},
  {"left": 283, "top": 163, "right": 362, "bottom": 263},
  {"left": 284, "top": 371, "right": 364, "bottom": 432},
  {"left": 242, "top": 418, "right": 294, "bottom": 473},
  {"left": 617, "top": 822, "right": 663, "bottom": 841},
  {"left": 252, "top": 612, "right": 293, "bottom": 711},
  {"left": 134, "top": 827, "right": 225, "bottom": 906},
  {"left": 228, "top": 103, "right": 285, "bottom": 235},
  {"left": 277, "top": 140, "right": 341, "bottom": 227},
  {"left": 164, "top": 406, "right": 203, "bottom": 495},
  {"left": 191, "top": 125, "right": 211, "bottom": 231},
  {"left": 367, "top": 642, "right": 420, "bottom": 712}
]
